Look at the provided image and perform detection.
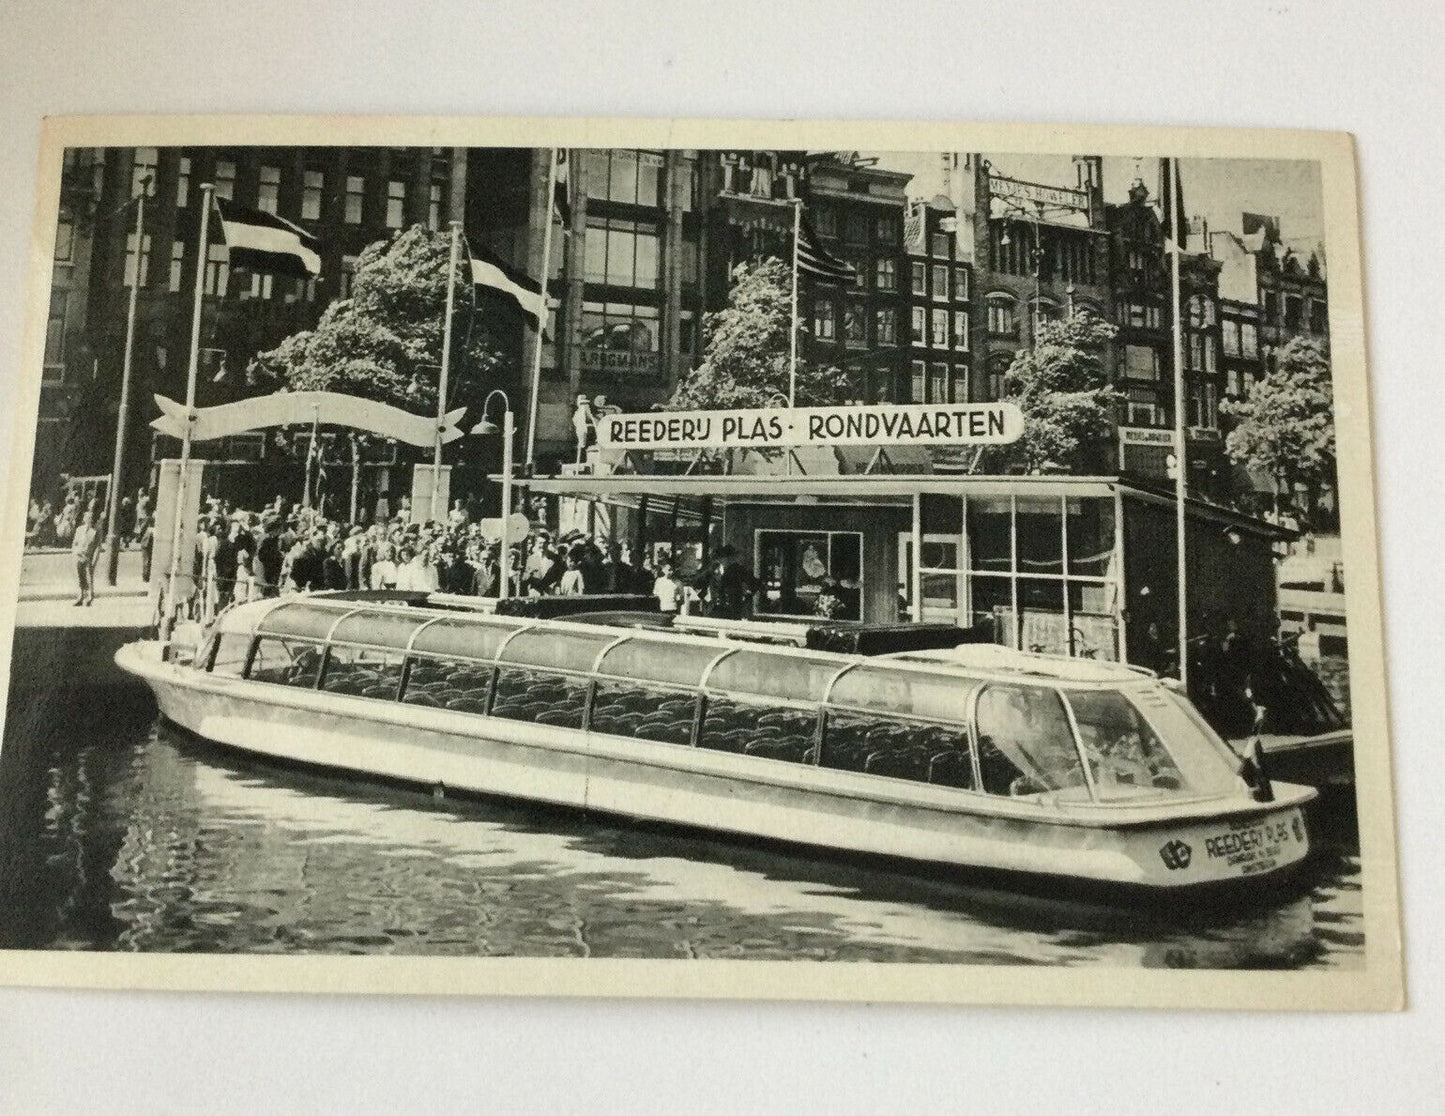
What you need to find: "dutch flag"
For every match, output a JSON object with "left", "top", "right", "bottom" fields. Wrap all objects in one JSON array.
[
  {"left": 469, "top": 247, "right": 546, "bottom": 331},
  {"left": 215, "top": 198, "right": 322, "bottom": 280}
]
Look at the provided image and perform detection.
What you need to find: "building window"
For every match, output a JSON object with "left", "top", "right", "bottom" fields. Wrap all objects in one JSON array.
[
  {"left": 302, "top": 170, "right": 324, "bottom": 221},
  {"left": 930, "top": 308, "right": 949, "bottom": 348},
  {"left": 910, "top": 360, "right": 926, "bottom": 402},
  {"left": 953, "top": 310, "right": 969, "bottom": 351},
  {"left": 814, "top": 205, "right": 837, "bottom": 238},
  {"left": 204, "top": 243, "right": 228, "bottom": 296},
  {"left": 241, "top": 271, "right": 274, "bottom": 300},
  {"left": 952, "top": 365, "right": 969, "bottom": 403},
  {"left": 852, "top": 259, "right": 868, "bottom": 290},
  {"left": 1126, "top": 388, "right": 1162, "bottom": 427},
  {"left": 168, "top": 240, "right": 185, "bottom": 292},
  {"left": 910, "top": 261, "right": 927, "bottom": 295},
  {"left": 213, "top": 160, "right": 236, "bottom": 201},
  {"left": 1120, "top": 301, "right": 1162, "bottom": 329},
  {"left": 1309, "top": 298, "right": 1328, "bottom": 334},
  {"left": 986, "top": 296, "right": 1016, "bottom": 336},
  {"left": 813, "top": 298, "right": 836, "bottom": 341},
  {"left": 1124, "top": 343, "right": 1160, "bottom": 380},
  {"left": 1189, "top": 381, "right": 1220, "bottom": 430},
  {"left": 1186, "top": 294, "right": 1214, "bottom": 329},
  {"left": 1263, "top": 290, "right": 1279, "bottom": 324},
  {"left": 124, "top": 232, "right": 152, "bottom": 288},
  {"left": 929, "top": 363, "right": 949, "bottom": 403},
  {"left": 584, "top": 216, "right": 661, "bottom": 289},
  {"left": 953, "top": 266, "right": 969, "bottom": 301},
  {"left": 875, "top": 214, "right": 900, "bottom": 243},
  {"left": 986, "top": 356, "right": 1010, "bottom": 401},
  {"left": 580, "top": 302, "right": 661, "bottom": 360},
  {"left": 131, "top": 147, "right": 158, "bottom": 197},
  {"left": 1126, "top": 247, "right": 1145, "bottom": 279},
  {"left": 1241, "top": 322, "right": 1259, "bottom": 357},
  {"left": 932, "top": 264, "right": 949, "bottom": 302},
  {"left": 385, "top": 180, "right": 406, "bottom": 229},
  {"left": 843, "top": 212, "right": 868, "bottom": 246},
  {"left": 255, "top": 165, "right": 281, "bottom": 214},
  {"left": 874, "top": 258, "right": 897, "bottom": 291},
  {"left": 340, "top": 255, "right": 358, "bottom": 298},
  {"left": 428, "top": 182, "right": 443, "bottom": 229},
  {"left": 844, "top": 301, "right": 867, "bottom": 348},
  {"left": 1227, "top": 368, "right": 1244, "bottom": 398},
  {"left": 875, "top": 307, "right": 897, "bottom": 346},
  {"left": 583, "top": 149, "right": 664, "bottom": 207},
  {"left": 1283, "top": 294, "right": 1302, "bottom": 330},
  {"left": 910, "top": 306, "right": 926, "bottom": 346},
  {"left": 931, "top": 232, "right": 951, "bottom": 259},
  {"left": 1222, "top": 319, "right": 1241, "bottom": 357},
  {"left": 176, "top": 157, "right": 191, "bottom": 208},
  {"left": 43, "top": 289, "right": 68, "bottom": 377},
  {"left": 344, "top": 175, "right": 364, "bottom": 224},
  {"left": 54, "top": 212, "right": 74, "bottom": 262}
]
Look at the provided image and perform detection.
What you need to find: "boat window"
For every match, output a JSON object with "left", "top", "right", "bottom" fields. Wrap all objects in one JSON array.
[
  {"left": 327, "top": 609, "right": 428, "bottom": 652},
  {"left": 255, "top": 601, "right": 350, "bottom": 641},
  {"left": 974, "top": 684, "right": 1087, "bottom": 797},
  {"left": 1065, "top": 689, "right": 1189, "bottom": 796},
  {"left": 827, "top": 665, "right": 977, "bottom": 722},
  {"left": 491, "top": 666, "right": 589, "bottom": 730},
  {"left": 705, "top": 650, "right": 840, "bottom": 704},
  {"left": 1133, "top": 689, "right": 1244, "bottom": 799},
  {"left": 590, "top": 681, "right": 697, "bottom": 747},
  {"left": 699, "top": 695, "right": 818, "bottom": 763},
  {"left": 321, "top": 645, "right": 406, "bottom": 701},
  {"left": 821, "top": 711, "right": 973, "bottom": 789},
  {"left": 247, "top": 637, "right": 324, "bottom": 689},
  {"left": 497, "top": 627, "right": 615, "bottom": 673},
  {"left": 409, "top": 617, "right": 515, "bottom": 663},
  {"left": 210, "top": 633, "right": 253, "bottom": 677},
  {"left": 594, "top": 639, "right": 725, "bottom": 688},
  {"left": 402, "top": 656, "right": 493, "bottom": 715}
]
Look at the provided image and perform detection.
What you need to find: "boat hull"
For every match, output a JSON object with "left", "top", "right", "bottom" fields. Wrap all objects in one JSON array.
[{"left": 118, "top": 641, "right": 1314, "bottom": 896}]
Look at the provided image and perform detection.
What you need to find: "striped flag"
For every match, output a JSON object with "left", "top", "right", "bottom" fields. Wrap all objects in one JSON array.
[
  {"left": 215, "top": 198, "right": 321, "bottom": 279},
  {"left": 553, "top": 149, "right": 570, "bottom": 226},
  {"left": 469, "top": 247, "right": 546, "bottom": 331},
  {"left": 1159, "top": 157, "right": 1187, "bottom": 253},
  {"left": 796, "top": 215, "right": 857, "bottom": 284}
]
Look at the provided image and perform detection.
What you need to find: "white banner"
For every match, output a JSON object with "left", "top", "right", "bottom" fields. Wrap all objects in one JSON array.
[{"left": 596, "top": 403, "right": 1024, "bottom": 452}]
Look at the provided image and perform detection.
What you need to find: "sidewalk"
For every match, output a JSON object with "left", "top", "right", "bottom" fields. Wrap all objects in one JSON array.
[{"left": 16, "top": 547, "right": 149, "bottom": 603}]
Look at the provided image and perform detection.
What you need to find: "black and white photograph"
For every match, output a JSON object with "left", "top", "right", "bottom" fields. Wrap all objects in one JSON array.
[{"left": 0, "top": 118, "right": 1399, "bottom": 1007}]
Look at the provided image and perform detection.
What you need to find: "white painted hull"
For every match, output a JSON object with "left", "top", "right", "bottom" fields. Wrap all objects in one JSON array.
[{"left": 117, "top": 641, "right": 1314, "bottom": 894}]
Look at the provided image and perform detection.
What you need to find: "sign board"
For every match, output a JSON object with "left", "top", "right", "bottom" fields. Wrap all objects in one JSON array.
[
  {"left": 988, "top": 174, "right": 1089, "bottom": 213},
  {"left": 1119, "top": 427, "right": 1178, "bottom": 447},
  {"left": 578, "top": 348, "right": 660, "bottom": 376},
  {"left": 596, "top": 403, "right": 1023, "bottom": 452}
]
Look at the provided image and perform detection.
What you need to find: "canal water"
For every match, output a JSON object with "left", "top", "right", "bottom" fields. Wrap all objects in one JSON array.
[{"left": 0, "top": 689, "right": 1364, "bottom": 967}]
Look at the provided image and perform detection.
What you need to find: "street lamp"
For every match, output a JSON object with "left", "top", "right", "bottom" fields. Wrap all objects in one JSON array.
[{"left": 471, "top": 389, "right": 515, "bottom": 599}]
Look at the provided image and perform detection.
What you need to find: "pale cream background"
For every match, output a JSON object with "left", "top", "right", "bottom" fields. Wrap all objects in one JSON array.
[{"left": 0, "top": 1, "right": 1438, "bottom": 1109}]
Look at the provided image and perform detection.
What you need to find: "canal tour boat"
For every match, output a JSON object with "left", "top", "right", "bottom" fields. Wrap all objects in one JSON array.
[{"left": 115, "top": 593, "right": 1317, "bottom": 897}]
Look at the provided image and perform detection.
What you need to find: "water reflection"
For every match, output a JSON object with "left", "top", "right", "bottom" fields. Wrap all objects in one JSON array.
[{"left": 0, "top": 701, "right": 1363, "bottom": 968}]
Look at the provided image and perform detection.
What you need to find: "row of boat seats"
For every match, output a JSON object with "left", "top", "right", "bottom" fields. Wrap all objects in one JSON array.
[
  {"left": 323, "top": 664, "right": 403, "bottom": 701},
  {"left": 821, "top": 714, "right": 973, "bottom": 789},
  {"left": 591, "top": 684, "right": 696, "bottom": 746},
  {"left": 699, "top": 699, "right": 817, "bottom": 762},
  {"left": 490, "top": 667, "right": 588, "bottom": 730},
  {"left": 402, "top": 659, "right": 495, "bottom": 713}
]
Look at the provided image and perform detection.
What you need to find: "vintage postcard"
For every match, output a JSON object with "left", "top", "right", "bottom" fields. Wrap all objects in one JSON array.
[{"left": 0, "top": 116, "right": 1402, "bottom": 1009}]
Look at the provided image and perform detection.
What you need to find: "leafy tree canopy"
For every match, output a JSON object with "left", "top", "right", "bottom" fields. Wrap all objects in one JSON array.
[
  {"left": 668, "top": 259, "right": 860, "bottom": 410},
  {"left": 252, "top": 226, "right": 509, "bottom": 418},
  {"left": 1221, "top": 336, "right": 1336, "bottom": 525},
  {"left": 981, "top": 310, "right": 1121, "bottom": 475}
]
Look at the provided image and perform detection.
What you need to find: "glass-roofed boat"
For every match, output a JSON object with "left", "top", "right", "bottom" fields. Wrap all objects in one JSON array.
[{"left": 115, "top": 594, "right": 1317, "bottom": 895}]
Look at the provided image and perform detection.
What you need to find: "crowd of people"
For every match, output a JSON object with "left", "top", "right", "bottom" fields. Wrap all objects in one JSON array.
[{"left": 177, "top": 493, "right": 759, "bottom": 626}]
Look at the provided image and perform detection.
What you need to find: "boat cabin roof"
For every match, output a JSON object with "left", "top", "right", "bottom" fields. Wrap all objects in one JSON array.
[{"left": 215, "top": 596, "right": 1160, "bottom": 704}]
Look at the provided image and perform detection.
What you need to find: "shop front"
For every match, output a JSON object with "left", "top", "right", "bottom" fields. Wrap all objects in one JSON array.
[{"left": 512, "top": 472, "right": 1288, "bottom": 672}]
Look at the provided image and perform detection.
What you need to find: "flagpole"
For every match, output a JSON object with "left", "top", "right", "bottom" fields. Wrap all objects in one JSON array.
[
  {"left": 1168, "top": 157, "right": 1189, "bottom": 691},
  {"left": 525, "top": 148, "right": 559, "bottom": 470},
  {"left": 788, "top": 197, "right": 801, "bottom": 407},
  {"left": 104, "top": 178, "right": 148, "bottom": 585},
  {"left": 433, "top": 219, "right": 460, "bottom": 523},
  {"left": 161, "top": 182, "right": 213, "bottom": 643}
]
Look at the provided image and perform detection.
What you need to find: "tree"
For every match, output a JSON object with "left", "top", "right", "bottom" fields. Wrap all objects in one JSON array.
[
  {"left": 1221, "top": 336, "right": 1336, "bottom": 526},
  {"left": 980, "top": 310, "right": 1121, "bottom": 475},
  {"left": 251, "top": 226, "right": 511, "bottom": 515},
  {"left": 252, "top": 225, "right": 508, "bottom": 412},
  {"left": 667, "top": 259, "right": 859, "bottom": 410}
]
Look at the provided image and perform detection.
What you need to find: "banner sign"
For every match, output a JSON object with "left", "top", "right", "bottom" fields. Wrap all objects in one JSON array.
[
  {"left": 596, "top": 403, "right": 1024, "bottom": 452},
  {"left": 988, "top": 174, "right": 1089, "bottom": 212},
  {"left": 150, "top": 391, "right": 466, "bottom": 448},
  {"left": 1119, "top": 427, "right": 1178, "bottom": 447}
]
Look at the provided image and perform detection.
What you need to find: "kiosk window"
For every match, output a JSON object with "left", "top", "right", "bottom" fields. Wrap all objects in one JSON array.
[{"left": 755, "top": 530, "right": 863, "bottom": 621}]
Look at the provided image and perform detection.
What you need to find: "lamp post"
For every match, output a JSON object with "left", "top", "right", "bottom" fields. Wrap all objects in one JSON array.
[
  {"left": 472, "top": 389, "right": 514, "bottom": 599},
  {"left": 105, "top": 176, "right": 151, "bottom": 585}
]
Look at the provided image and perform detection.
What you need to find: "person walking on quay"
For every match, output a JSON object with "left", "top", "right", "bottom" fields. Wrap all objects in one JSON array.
[{"left": 71, "top": 510, "right": 101, "bottom": 606}]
